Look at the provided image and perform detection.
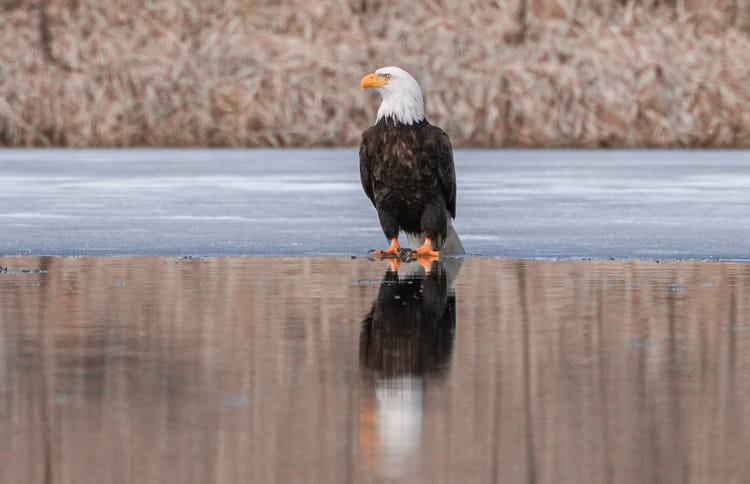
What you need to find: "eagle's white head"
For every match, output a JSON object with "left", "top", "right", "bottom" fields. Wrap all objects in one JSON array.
[{"left": 360, "top": 66, "right": 425, "bottom": 125}]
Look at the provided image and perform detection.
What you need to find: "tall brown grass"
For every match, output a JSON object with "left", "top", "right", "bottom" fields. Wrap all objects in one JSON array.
[{"left": 0, "top": 0, "right": 748, "bottom": 147}]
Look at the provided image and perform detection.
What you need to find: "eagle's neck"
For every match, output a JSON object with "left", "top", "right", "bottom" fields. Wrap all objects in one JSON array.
[
  {"left": 376, "top": 116, "right": 428, "bottom": 130},
  {"left": 376, "top": 86, "right": 425, "bottom": 126}
]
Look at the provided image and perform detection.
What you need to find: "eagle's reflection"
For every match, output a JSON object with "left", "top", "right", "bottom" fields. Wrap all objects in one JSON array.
[{"left": 358, "top": 259, "right": 460, "bottom": 477}]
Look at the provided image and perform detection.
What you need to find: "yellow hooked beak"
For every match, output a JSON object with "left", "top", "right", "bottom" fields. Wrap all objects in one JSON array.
[{"left": 360, "top": 72, "right": 389, "bottom": 91}]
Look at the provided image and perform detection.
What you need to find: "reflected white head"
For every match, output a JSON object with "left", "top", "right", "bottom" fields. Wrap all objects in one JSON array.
[{"left": 360, "top": 66, "right": 425, "bottom": 125}]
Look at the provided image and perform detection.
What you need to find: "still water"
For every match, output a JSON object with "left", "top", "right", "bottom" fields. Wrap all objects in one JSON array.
[{"left": 0, "top": 256, "right": 748, "bottom": 483}]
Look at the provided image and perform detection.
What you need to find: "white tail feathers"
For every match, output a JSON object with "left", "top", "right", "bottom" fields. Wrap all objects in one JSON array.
[
  {"left": 405, "top": 216, "right": 465, "bottom": 256},
  {"left": 442, "top": 223, "right": 465, "bottom": 255}
]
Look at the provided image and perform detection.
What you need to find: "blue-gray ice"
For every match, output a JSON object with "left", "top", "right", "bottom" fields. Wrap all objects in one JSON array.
[{"left": 0, "top": 148, "right": 748, "bottom": 260}]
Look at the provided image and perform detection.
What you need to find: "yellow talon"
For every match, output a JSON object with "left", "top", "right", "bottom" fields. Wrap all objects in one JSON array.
[
  {"left": 372, "top": 237, "right": 401, "bottom": 258},
  {"left": 410, "top": 237, "right": 441, "bottom": 258}
]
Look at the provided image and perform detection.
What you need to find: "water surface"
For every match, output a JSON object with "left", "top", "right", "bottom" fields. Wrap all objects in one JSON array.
[
  {"left": 1, "top": 149, "right": 748, "bottom": 259},
  {"left": 0, "top": 256, "right": 748, "bottom": 483}
]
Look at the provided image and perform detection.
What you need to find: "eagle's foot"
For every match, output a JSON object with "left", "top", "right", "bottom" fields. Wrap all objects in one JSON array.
[
  {"left": 371, "top": 238, "right": 401, "bottom": 259},
  {"left": 410, "top": 238, "right": 441, "bottom": 259},
  {"left": 372, "top": 249, "right": 399, "bottom": 258}
]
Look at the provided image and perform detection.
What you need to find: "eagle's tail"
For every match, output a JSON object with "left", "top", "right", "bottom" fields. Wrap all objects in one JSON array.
[
  {"left": 406, "top": 215, "right": 465, "bottom": 256},
  {"left": 442, "top": 219, "right": 465, "bottom": 255}
]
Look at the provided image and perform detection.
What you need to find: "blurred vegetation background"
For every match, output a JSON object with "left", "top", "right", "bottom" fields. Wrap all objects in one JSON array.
[{"left": 0, "top": 0, "right": 748, "bottom": 147}]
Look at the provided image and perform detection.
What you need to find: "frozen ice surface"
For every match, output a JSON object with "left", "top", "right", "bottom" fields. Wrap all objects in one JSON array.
[{"left": 0, "top": 148, "right": 748, "bottom": 260}]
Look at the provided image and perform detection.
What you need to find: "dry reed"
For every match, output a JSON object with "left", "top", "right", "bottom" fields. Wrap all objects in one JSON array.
[{"left": 0, "top": 0, "right": 748, "bottom": 147}]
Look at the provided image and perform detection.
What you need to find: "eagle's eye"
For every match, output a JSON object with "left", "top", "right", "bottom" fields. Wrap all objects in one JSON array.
[{"left": 383, "top": 73, "right": 392, "bottom": 80}]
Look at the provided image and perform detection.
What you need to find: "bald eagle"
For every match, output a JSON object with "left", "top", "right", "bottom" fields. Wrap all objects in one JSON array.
[{"left": 359, "top": 66, "right": 464, "bottom": 259}]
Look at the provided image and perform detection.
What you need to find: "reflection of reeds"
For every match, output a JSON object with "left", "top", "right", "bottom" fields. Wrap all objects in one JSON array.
[
  {"left": 0, "top": 257, "right": 748, "bottom": 482},
  {"left": 0, "top": 1, "right": 748, "bottom": 147}
]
